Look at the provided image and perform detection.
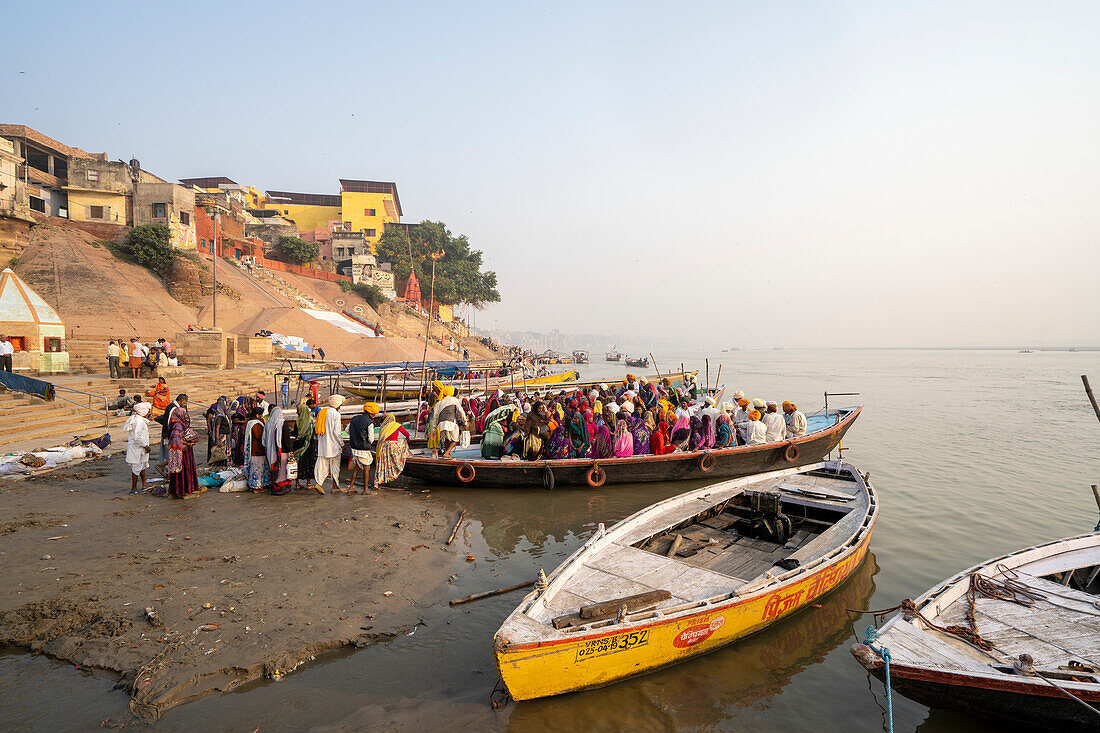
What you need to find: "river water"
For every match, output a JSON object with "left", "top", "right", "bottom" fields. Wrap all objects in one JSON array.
[{"left": 3, "top": 349, "right": 1098, "bottom": 732}]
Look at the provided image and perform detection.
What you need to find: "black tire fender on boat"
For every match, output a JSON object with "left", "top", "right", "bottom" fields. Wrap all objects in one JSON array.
[
  {"left": 585, "top": 463, "right": 606, "bottom": 488},
  {"left": 698, "top": 452, "right": 716, "bottom": 473},
  {"left": 456, "top": 462, "right": 476, "bottom": 483},
  {"left": 542, "top": 465, "right": 555, "bottom": 491},
  {"left": 784, "top": 442, "right": 799, "bottom": 463}
]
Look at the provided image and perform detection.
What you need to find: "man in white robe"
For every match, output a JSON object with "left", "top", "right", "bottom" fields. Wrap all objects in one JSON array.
[
  {"left": 125, "top": 402, "right": 151, "bottom": 493},
  {"left": 699, "top": 396, "right": 719, "bottom": 423},
  {"left": 733, "top": 398, "right": 752, "bottom": 427},
  {"left": 783, "top": 401, "right": 807, "bottom": 438},
  {"left": 762, "top": 401, "right": 787, "bottom": 442},
  {"left": 740, "top": 409, "right": 767, "bottom": 445},
  {"left": 313, "top": 395, "right": 345, "bottom": 493}
]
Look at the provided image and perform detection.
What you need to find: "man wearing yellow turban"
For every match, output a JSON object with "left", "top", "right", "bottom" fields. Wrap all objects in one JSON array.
[
  {"left": 734, "top": 398, "right": 752, "bottom": 427},
  {"left": 740, "top": 409, "right": 766, "bottom": 445},
  {"left": 347, "top": 402, "right": 380, "bottom": 494},
  {"left": 783, "top": 401, "right": 807, "bottom": 438}
]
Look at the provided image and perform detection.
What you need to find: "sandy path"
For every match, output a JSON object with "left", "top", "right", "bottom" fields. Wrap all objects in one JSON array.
[{"left": 0, "top": 456, "right": 465, "bottom": 723}]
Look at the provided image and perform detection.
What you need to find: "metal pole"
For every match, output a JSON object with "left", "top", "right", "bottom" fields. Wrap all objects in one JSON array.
[{"left": 213, "top": 212, "right": 219, "bottom": 329}]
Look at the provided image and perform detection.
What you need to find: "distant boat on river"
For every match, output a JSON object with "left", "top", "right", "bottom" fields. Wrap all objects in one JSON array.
[{"left": 605, "top": 347, "right": 622, "bottom": 362}]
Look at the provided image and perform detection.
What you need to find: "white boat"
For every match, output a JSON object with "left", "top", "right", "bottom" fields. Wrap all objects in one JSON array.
[{"left": 852, "top": 532, "right": 1100, "bottom": 731}]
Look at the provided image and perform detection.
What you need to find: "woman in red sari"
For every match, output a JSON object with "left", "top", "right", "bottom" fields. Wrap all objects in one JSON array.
[
  {"left": 167, "top": 394, "right": 199, "bottom": 499},
  {"left": 650, "top": 420, "right": 676, "bottom": 455}
]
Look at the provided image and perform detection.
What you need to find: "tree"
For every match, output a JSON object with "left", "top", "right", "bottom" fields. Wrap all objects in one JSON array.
[
  {"left": 122, "top": 224, "right": 175, "bottom": 277},
  {"left": 376, "top": 221, "right": 501, "bottom": 308},
  {"left": 274, "top": 236, "right": 320, "bottom": 265},
  {"left": 338, "top": 279, "right": 386, "bottom": 308}
]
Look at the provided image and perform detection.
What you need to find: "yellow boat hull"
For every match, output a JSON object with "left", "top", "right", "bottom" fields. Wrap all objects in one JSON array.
[
  {"left": 493, "top": 532, "right": 872, "bottom": 701},
  {"left": 344, "top": 369, "right": 579, "bottom": 400}
]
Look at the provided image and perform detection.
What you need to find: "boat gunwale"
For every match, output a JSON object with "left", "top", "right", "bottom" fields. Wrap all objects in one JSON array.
[
  {"left": 498, "top": 461, "right": 877, "bottom": 651},
  {"left": 409, "top": 405, "right": 861, "bottom": 470}
]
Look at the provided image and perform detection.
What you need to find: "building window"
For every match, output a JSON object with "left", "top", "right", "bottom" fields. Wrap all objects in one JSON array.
[
  {"left": 44, "top": 336, "right": 62, "bottom": 353},
  {"left": 200, "top": 238, "right": 206, "bottom": 248},
  {"left": 29, "top": 196, "right": 46, "bottom": 213},
  {"left": 86, "top": 170, "right": 99, "bottom": 182},
  {"left": 283, "top": 209, "right": 289, "bottom": 215},
  {"left": 152, "top": 202, "right": 167, "bottom": 218},
  {"left": 89, "top": 205, "right": 104, "bottom": 219},
  {"left": 364, "top": 229, "right": 376, "bottom": 237},
  {"left": 179, "top": 211, "right": 190, "bottom": 225},
  {"left": 364, "top": 208, "right": 375, "bottom": 216}
]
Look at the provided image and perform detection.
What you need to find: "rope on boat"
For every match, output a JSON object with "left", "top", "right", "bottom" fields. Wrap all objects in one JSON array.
[
  {"left": 863, "top": 626, "right": 894, "bottom": 733},
  {"left": 489, "top": 677, "right": 512, "bottom": 709},
  {"left": 858, "top": 573, "right": 1100, "bottom": 721}
]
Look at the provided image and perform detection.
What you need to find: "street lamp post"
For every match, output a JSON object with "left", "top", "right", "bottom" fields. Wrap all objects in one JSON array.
[{"left": 416, "top": 251, "right": 444, "bottom": 438}]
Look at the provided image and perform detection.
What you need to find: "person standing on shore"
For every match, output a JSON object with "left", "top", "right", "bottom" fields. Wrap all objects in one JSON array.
[
  {"left": 106, "top": 340, "right": 120, "bottom": 379},
  {"left": 154, "top": 394, "right": 181, "bottom": 475},
  {"left": 280, "top": 377, "right": 290, "bottom": 409},
  {"left": 374, "top": 413, "right": 410, "bottom": 490},
  {"left": 244, "top": 406, "right": 270, "bottom": 492},
  {"left": 347, "top": 402, "right": 379, "bottom": 494},
  {"left": 0, "top": 335, "right": 12, "bottom": 373},
  {"left": 125, "top": 401, "right": 151, "bottom": 493},
  {"left": 166, "top": 394, "right": 199, "bottom": 499},
  {"left": 313, "top": 394, "right": 345, "bottom": 494},
  {"left": 292, "top": 399, "right": 317, "bottom": 491}
]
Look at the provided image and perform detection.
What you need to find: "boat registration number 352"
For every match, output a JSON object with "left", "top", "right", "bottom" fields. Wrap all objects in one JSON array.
[{"left": 575, "top": 630, "right": 650, "bottom": 662}]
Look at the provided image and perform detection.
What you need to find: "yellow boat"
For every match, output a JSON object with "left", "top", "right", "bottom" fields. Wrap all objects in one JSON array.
[
  {"left": 492, "top": 461, "right": 878, "bottom": 701},
  {"left": 343, "top": 368, "right": 580, "bottom": 400}
]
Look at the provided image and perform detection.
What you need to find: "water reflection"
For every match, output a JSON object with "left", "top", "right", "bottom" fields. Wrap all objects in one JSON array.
[{"left": 506, "top": 552, "right": 880, "bottom": 732}]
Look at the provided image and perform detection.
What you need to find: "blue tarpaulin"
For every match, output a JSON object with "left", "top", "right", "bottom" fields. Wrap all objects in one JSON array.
[{"left": 0, "top": 371, "right": 55, "bottom": 401}]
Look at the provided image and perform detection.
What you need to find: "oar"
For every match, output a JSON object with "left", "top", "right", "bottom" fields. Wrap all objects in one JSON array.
[{"left": 649, "top": 353, "right": 662, "bottom": 380}]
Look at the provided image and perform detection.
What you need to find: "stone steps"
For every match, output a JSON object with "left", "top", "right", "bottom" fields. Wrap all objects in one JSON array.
[{"left": 0, "top": 368, "right": 275, "bottom": 448}]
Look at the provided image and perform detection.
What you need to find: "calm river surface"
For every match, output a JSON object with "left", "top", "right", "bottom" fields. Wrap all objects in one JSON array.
[{"left": 3, "top": 349, "right": 1098, "bottom": 732}]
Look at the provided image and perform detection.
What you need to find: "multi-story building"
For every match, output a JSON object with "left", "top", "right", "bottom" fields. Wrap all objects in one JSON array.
[
  {"left": 261, "top": 179, "right": 402, "bottom": 255},
  {"left": 0, "top": 124, "right": 104, "bottom": 217}
]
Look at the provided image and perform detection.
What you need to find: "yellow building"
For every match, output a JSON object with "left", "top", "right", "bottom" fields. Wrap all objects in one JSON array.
[
  {"left": 260, "top": 180, "right": 402, "bottom": 254},
  {"left": 337, "top": 179, "right": 402, "bottom": 253}
]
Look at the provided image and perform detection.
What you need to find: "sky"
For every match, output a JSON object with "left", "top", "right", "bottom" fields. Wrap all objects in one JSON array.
[{"left": 3, "top": 1, "right": 1098, "bottom": 348}]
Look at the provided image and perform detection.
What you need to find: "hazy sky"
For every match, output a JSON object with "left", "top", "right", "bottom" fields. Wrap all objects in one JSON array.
[{"left": 4, "top": 2, "right": 1098, "bottom": 347}]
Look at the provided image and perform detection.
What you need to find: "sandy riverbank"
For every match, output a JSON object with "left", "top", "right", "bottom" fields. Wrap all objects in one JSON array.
[{"left": 0, "top": 453, "right": 469, "bottom": 724}]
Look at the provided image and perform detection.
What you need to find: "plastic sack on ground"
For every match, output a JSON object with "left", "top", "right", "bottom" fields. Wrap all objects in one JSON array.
[{"left": 219, "top": 479, "right": 248, "bottom": 493}]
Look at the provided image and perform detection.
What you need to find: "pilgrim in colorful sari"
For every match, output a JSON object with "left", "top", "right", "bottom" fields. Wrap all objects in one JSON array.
[
  {"left": 545, "top": 420, "right": 572, "bottom": 459},
  {"left": 715, "top": 414, "right": 735, "bottom": 448},
  {"left": 375, "top": 414, "right": 411, "bottom": 488},
  {"left": 631, "top": 412, "right": 652, "bottom": 455},
  {"left": 650, "top": 421, "right": 676, "bottom": 454},
  {"left": 567, "top": 410, "right": 591, "bottom": 458},
  {"left": 612, "top": 417, "right": 634, "bottom": 457},
  {"left": 481, "top": 405, "right": 513, "bottom": 459},
  {"left": 292, "top": 401, "right": 316, "bottom": 487},
  {"left": 700, "top": 414, "right": 716, "bottom": 449},
  {"left": 167, "top": 400, "right": 199, "bottom": 499},
  {"left": 592, "top": 423, "right": 614, "bottom": 459},
  {"left": 690, "top": 416, "right": 707, "bottom": 451}
]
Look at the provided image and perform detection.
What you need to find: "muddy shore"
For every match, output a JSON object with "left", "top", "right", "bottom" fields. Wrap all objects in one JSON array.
[{"left": 0, "top": 454, "right": 468, "bottom": 724}]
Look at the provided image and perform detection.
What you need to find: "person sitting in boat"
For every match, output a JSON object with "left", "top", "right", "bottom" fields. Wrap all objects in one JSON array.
[
  {"left": 501, "top": 414, "right": 525, "bottom": 458},
  {"left": 670, "top": 414, "right": 692, "bottom": 451},
  {"left": 649, "top": 419, "right": 675, "bottom": 454},
  {"left": 740, "top": 409, "right": 767, "bottom": 445},
  {"left": 733, "top": 398, "right": 752, "bottom": 429},
  {"left": 715, "top": 413, "right": 735, "bottom": 447},
  {"left": 612, "top": 415, "right": 634, "bottom": 457},
  {"left": 783, "top": 401, "right": 807, "bottom": 438},
  {"left": 522, "top": 402, "right": 551, "bottom": 460},
  {"left": 684, "top": 373, "right": 699, "bottom": 400},
  {"left": 429, "top": 385, "right": 468, "bottom": 459},
  {"left": 699, "top": 396, "right": 719, "bottom": 423},
  {"left": 762, "top": 401, "right": 787, "bottom": 442},
  {"left": 567, "top": 409, "right": 591, "bottom": 458}
]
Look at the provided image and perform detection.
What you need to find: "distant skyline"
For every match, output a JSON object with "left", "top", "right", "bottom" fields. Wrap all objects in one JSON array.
[{"left": 4, "top": 1, "right": 1098, "bottom": 347}]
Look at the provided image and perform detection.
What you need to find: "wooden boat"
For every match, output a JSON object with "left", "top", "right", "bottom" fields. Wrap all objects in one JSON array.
[
  {"left": 572, "top": 350, "right": 589, "bottom": 364},
  {"left": 605, "top": 348, "right": 622, "bottom": 362},
  {"left": 493, "top": 461, "right": 877, "bottom": 700},
  {"left": 400, "top": 406, "right": 860, "bottom": 488},
  {"left": 625, "top": 356, "right": 650, "bottom": 368},
  {"left": 851, "top": 532, "right": 1100, "bottom": 731},
  {"left": 343, "top": 368, "right": 580, "bottom": 400}
]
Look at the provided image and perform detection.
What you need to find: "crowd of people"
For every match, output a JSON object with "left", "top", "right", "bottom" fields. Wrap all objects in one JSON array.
[
  {"left": 106, "top": 338, "right": 178, "bottom": 379},
  {"left": 122, "top": 386, "right": 413, "bottom": 499},
  {"left": 418, "top": 374, "right": 808, "bottom": 462}
]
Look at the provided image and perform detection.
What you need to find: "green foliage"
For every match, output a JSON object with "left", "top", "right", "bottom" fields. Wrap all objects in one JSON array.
[
  {"left": 122, "top": 224, "right": 175, "bottom": 276},
  {"left": 377, "top": 221, "right": 501, "bottom": 308},
  {"left": 7, "top": 256, "right": 19, "bottom": 268},
  {"left": 338, "top": 279, "right": 386, "bottom": 308},
  {"left": 274, "top": 236, "right": 320, "bottom": 265}
]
